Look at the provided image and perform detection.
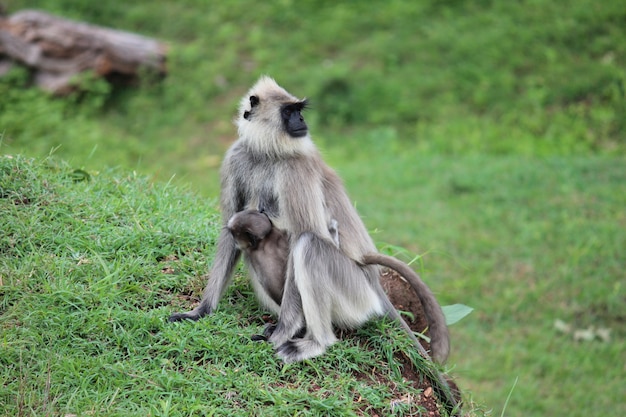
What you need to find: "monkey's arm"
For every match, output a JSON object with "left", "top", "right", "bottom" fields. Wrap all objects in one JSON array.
[
  {"left": 169, "top": 157, "right": 243, "bottom": 322},
  {"left": 169, "top": 228, "right": 241, "bottom": 322},
  {"left": 362, "top": 253, "right": 450, "bottom": 364}
]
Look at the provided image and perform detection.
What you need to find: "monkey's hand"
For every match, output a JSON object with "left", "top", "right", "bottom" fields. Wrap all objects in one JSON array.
[
  {"left": 250, "top": 323, "right": 276, "bottom": 342},
  {"left": 168, "top": 304, "right": 212, "bottom": 322}
]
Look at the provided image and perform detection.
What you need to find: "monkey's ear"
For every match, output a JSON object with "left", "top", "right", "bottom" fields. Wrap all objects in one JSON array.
[{"left": 244, "top": 95, "right": 259, "bottom": 120}]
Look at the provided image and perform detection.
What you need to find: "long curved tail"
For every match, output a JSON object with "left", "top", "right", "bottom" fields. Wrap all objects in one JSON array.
[{"left": 362, "top": 253, "right": 450, "bottom": 364}]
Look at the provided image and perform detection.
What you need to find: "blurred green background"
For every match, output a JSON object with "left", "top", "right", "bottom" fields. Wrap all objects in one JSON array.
[{"left": 1, "top": 1, "right": 624, "bottom": 416}]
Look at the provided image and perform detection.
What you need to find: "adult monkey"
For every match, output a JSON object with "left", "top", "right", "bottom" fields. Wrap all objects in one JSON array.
[{"left": 169, "top": 76, "right": 450, "bottom": 365}]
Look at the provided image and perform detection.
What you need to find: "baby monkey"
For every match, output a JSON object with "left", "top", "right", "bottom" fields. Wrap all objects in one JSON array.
[{"left": 227, "top": 209, "right": 338, "bottom": 330}]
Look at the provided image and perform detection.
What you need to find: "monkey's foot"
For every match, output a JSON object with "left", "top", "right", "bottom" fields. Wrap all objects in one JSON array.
[
  {"left": 266, "top": 323, "right": 309, "bottom": 347},
  {"left": 275, "top": 338, "right": 328, "bottom": 363}
]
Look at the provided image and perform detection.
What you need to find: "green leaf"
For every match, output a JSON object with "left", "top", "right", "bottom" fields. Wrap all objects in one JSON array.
[{"left": 442, "top": 304, "right": 473, "bottom": 325}]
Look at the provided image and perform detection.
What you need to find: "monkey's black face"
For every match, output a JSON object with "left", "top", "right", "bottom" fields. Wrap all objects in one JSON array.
[{"left": 281, "top": 100, "right": 308, "bottom": 138}]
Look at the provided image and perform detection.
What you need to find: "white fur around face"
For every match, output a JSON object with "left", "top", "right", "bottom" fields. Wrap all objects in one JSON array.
[{"left": 235, "top": 76, "right": 315, "bottom": 157}]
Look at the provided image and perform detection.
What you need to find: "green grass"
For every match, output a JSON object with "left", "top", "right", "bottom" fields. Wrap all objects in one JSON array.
[
  {"left": 0, "top": 155, "right": 461, "bottom": 417},
  {"left": 2, "top": 152, "right": 623, "bottom": 416},
  {"left": 1, "top": 1, "right": 625, "bottom": 416}
]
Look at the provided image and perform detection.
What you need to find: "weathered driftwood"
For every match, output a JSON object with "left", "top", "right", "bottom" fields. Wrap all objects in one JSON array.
[{"left": 0, "top": 9, "right": 167, "bottom": 94}]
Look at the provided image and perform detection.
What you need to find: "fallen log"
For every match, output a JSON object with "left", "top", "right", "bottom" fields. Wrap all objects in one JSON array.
[{"left": 0, "top": 9, "right": 167, "bottom": 94}]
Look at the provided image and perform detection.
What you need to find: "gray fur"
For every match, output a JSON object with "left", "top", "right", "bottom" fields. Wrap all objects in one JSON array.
[{"left": 362, "top": 253, "right": 450, "bottom": 363}]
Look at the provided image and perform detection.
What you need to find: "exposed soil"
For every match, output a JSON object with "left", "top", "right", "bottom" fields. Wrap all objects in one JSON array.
[
  {"left": 350, "top": 349, "right": 443, "bottom": 416},
  {"left": 380, "top": 268, "right": 432, "bottom": 347}
]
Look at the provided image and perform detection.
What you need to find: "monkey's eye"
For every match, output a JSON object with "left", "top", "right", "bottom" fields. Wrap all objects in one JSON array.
[
  {"left": 281, "top": 100, "right": 308, "bottom": 119},
  {"left": 246, "top": 231, "right": 258, "bottom": 248},
  {"left": 250, "top": 95, "right": 259, "bottom": 107}
]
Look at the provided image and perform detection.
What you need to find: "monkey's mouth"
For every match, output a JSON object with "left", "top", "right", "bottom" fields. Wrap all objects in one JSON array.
[{"left": 290, "top": 129, "right": 308, "bottom": 138}]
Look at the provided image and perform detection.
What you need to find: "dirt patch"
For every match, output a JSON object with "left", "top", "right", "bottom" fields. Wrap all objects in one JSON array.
[
  {"left": 351, "top": 349, "right": 443, "bottom": 416},
  {"left": 380, "top": 268, "right": 432, "bottom": 351}
]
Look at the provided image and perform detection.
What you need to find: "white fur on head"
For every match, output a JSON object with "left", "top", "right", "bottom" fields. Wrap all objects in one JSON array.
[{"left": 235, "top": 76, "right": 315, "bottom": 157}]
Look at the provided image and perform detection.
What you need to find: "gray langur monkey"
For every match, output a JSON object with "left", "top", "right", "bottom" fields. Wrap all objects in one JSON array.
[
  {"left": 226, "top": 209, "right": 448, "bottom": 363},
  {"left": 169, "top": 76, "right": 458, "bottom": 411},
  {"left": 168, "top": 76, "right": 450, "bottom": 366},
  {"left": 227, "top": 209, "right": 289, "bottom": 312}
]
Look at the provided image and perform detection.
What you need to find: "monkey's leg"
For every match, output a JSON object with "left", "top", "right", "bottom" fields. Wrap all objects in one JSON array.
[
  {"left": 275, "top": 233, "right": 384, "bottom": 362},
  {"left": 272, "top": 232, "right": 335, "bottom": 362},
  {"left": 272, "top": 233, "right": 336, "bottom": 362},
  {"left": 266, "top": 251, "right": 306, "bottom": 347},
  {"left": 169, "top": 228, "right": 241, "bottom": 321}
]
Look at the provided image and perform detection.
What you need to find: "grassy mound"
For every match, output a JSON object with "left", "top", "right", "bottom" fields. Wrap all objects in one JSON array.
[{"left": 0, "top": 155, "right": 464, "bottom": 416}]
